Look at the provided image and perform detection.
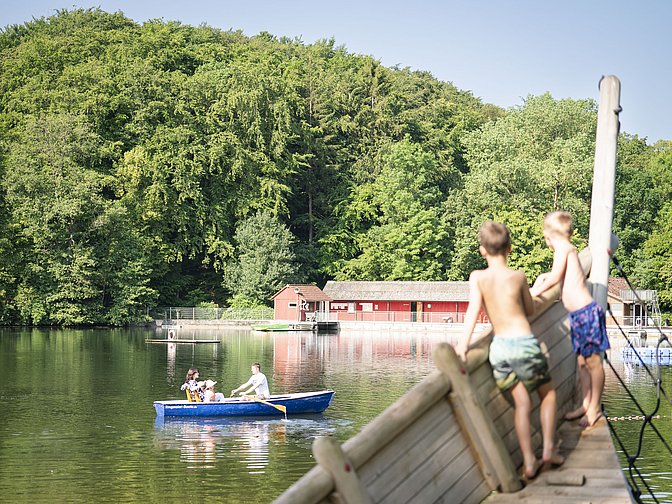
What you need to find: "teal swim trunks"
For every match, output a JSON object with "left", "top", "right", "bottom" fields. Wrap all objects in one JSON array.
[{"left": 489, "top": 334, "right": 551, "bottom": 392}]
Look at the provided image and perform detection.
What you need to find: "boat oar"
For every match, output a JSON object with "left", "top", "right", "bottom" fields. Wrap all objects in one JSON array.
[{"left": 243, "top": 395, "right": 287, "bottom": 419}]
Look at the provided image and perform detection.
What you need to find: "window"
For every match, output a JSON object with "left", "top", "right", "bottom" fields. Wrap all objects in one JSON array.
[{"left": 288, "top": 302, "right": 297, "bottom": 308}]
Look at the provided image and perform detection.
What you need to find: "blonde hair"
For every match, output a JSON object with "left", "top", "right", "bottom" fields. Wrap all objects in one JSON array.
[
  {"left": 543, "top": 211, "right": 573, "bottom": 238},
  {"left": 478, "top": 221, "right": 511, "bottom": 256}
]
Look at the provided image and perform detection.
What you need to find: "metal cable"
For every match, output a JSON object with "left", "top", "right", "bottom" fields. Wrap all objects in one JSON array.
[{"left": 600, "top": 255, "right": 672, "bottom": 503}]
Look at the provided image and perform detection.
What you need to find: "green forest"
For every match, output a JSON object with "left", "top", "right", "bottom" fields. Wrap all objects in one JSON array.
[{"left": 0, "top": 8, "right": 670, "bottom": 326}]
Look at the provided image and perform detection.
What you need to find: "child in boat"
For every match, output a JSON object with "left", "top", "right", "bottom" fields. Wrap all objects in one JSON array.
[
  {"left": 202, "top": 379, "right": 225, "bottom": 402},
  {"left": 180, "top": 367, "right": 204, "bottom": 401},
  {"left": 455, "top": 221, "right": 564, "bottom": 480},
  {"left": 530, "top": 211, "right": 609, "bottom": 429},
  {"left": 231, "top": 362, "right": 270, "bottom": 399}
]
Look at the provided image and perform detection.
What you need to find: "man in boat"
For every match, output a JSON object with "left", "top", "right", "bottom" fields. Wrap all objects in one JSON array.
[
  {"left": 231, "top": 362, "right": 270, "bottom": 399},
  {"left": 455, "top": 221, "right": 564, "bottom": 480}
]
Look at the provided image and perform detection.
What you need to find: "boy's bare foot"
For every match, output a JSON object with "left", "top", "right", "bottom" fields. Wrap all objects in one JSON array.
[
  {"left": 542, "top": 439, "right": 565, "bottom": 467},
  {"left": 580, "top": 411, "right": 604, "bottom": 429},
  {"left": 523, "top": 459, "right": 543, "bottom": 481},
  {"left": 563, "top": 406, "right": 586, "bottom": 421},
  {"left": 542, "top": 451, "right": 565, "bottom": 466}
]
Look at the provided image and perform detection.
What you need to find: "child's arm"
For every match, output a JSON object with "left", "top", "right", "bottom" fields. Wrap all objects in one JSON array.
[
  {"left": 530, "top": 245, "right": 569, "bottom": 297},
  {"left": 455, "top": 272, "right": 483, "bottom": 361},
  {"left": 520, "top": 272, "right": 535, "bottom": 317}
]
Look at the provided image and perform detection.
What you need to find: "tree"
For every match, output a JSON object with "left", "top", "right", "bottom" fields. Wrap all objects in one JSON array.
[
  {"left": 223, "top": 212, "right": 298, "bottom": 305},
  {"left": 335, "top": 140, "right": 452, "bottom": 280},
  {"left": 634, "top": 203, "right": 672, "bottom": 314},
  {"left": 447, "top": 94, "right": 597, "bottom": 280}
]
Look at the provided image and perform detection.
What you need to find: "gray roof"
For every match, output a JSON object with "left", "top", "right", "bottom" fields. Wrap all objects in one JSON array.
[
  {"left": 271, "top": 284, "right": 333, "bottom": 302},
  {"left": 322, "top": 281, "right": 470, "bottom": 302}
]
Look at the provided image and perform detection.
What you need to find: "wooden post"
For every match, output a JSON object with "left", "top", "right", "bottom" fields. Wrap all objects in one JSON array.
[
  {"left": 434, "top": 343, "right": 522, "bottom": 493},
  {"left": 312, "top": 436, "right": 372, "bottom": 504},
  {"left": 588, "top": 75, "right": 621, "bottom": 309}
]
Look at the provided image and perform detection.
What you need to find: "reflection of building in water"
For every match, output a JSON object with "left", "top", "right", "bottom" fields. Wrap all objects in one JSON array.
[
  {"left": 166, "top": 343, "right": 176, "bottom": 382},
  {"left": 272, "top": 331, "right": 441, "bottom": 390}
]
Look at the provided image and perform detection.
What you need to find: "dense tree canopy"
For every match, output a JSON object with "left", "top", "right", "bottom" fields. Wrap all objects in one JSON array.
[{"left": 0, "top": 8, "right": 670, "bottom": 324}]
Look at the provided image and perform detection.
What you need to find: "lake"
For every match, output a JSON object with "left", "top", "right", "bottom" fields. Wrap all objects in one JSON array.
[{"left": 0, "top": 327, "right": 669, "bottom": 503}]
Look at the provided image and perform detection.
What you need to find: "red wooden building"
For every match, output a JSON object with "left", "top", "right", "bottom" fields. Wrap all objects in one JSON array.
[
  {"left": 322, "top": 281, "right": 487, "bottom": 323},
  {"left": 271, "top": 284, "right": 333, "bottom": 322}
]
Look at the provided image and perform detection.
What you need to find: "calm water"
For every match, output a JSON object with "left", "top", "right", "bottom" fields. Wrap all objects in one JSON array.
[
  {"left": 0, "top": 327, "right": 670, "bottom": 503},
  {"left": 603, "top": 335, "right": 672, "bottom": 504},
  {"left": 0, "top": 327, "right": 444, "bottom": 503}
]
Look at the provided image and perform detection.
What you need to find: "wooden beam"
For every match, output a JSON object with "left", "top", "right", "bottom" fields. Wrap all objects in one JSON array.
[
  {"left": 588, "top": 75, "right": 621, "bottom": 308},
  {"left": 434, "top": 343, "right": 522, "bottom": 493},
  {"left": 313, "top": 436, "right": 371, "bottom": 504}
]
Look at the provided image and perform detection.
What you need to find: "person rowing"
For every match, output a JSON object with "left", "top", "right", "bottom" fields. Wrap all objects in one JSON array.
[{"left": 231, "top": 362, "right": 270, "bottom": 400}]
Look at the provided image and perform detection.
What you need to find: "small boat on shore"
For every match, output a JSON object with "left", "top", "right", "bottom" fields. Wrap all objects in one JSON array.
[
  {"left": 251, "top": 322, "right": 316, "bottom": 332},
  {"left": 154, "top": 390, "right": 335, "bottom": 417}
]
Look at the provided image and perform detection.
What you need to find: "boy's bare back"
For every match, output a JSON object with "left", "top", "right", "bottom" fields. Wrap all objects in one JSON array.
[{"left": 475, "top": 264, "right": 534, "bottom": 338}]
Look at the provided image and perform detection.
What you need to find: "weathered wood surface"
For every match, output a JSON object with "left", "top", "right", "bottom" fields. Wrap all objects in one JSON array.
[
  {"left": 484, "top": 418, "right": 633, "bottom": 503},
  {"left": 273, "top": 370, "right": 453, "bottom": 504},
  {"left": 313, "top": 436, "right": 371, "bottom": 504},
  {"left": 435, "top": 344, "right": 521, "bottom": 493}
]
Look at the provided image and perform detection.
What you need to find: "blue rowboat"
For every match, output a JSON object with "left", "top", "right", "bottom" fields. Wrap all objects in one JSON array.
[{"left": 154, "top": 390, "right": 335, "bottom": 417}]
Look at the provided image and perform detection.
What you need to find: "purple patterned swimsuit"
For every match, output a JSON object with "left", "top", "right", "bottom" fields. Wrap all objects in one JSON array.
[{"left": 568, "top": 300, "right": 610, "bottom": 357}]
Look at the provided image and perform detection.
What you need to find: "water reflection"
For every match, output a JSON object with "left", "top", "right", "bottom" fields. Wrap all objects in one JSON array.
[
  {"left": 153, "top": 415, "right": 343, "bottom": 473},
  {"left": 603, "top": 335, "right": 672, "bottom": 503},
  {"left": 166, "top": 343, "right": 176, "bottom": 382}
]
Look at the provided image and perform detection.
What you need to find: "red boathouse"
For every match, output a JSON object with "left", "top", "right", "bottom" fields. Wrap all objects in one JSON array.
[
  {"left": 272, "top": 284, "right": 333, "bottom": 322},
  {"left": 322, "top": 281, "right": 487, "bottom": 323}
]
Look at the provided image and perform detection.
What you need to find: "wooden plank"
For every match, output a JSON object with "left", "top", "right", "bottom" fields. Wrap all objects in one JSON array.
[
  {"left": 417, "top": 462, "right": 492, "bottom": 504},
  {"left": 277, "top": 370, "right": 453, "bottom": 503},
  {"left": 360, "top": 401, "right": 464, "bottom": 496},
  {"left": 273, "top": 465, "right": 333, "bottom": 504},
  {"left": 434, "top": 343, "right": 522, "bottom": 493},
  {"left": 375, "top": 425, "right": 479, "bottom": 504},
  {"left": 485, "top": 418, "right": 633, "bottom": 504},
  {"left": 342, "top": 369, "right": 452, "bottom": 468}
]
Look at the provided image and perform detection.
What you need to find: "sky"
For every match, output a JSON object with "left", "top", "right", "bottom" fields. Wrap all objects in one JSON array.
[{"left": 2, "top": 1, "right": 671, "bottom": 143}]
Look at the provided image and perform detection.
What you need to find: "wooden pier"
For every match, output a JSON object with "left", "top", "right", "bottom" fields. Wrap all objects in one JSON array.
[{"left": 485, "top": 418, "right": 631, "bottom": 503}]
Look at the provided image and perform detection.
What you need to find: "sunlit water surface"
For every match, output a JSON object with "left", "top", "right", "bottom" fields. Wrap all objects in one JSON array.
[
  {"left": 0, "top": 327, "right": 669, "bottom": 503},
  {"left": 603, "top": 335, "right": 672, "bottom": 503}
]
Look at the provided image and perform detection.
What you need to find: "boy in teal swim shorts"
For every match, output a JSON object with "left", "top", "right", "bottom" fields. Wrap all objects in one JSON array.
[
  {"left": 456, "top": 221, "right": 563, "bottom": 480},
  {"left": 530, "top": 211, "right": 609, "bottom": 429}
]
